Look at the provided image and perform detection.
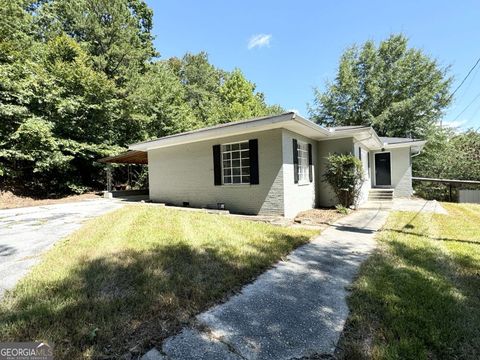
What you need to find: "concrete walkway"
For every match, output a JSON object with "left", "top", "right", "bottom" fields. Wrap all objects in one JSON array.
[
  {"left": 143, "top": 207, "right": 390, "bottom": 360},
  {"left": 0, "top": 200, "right": 123, "bottom": 298},
  {"left": 359, "top": 198, "right": 448, "bottom": 215}
]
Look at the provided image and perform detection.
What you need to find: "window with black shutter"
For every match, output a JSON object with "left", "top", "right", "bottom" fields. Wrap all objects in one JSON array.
[{"left": 214, "top": 139, "right": 259, "bottom": 185}]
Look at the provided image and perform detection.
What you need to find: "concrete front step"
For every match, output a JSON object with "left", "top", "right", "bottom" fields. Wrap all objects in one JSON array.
[{"left": 369, "top": 188, "right": 394, "bottom": 201}]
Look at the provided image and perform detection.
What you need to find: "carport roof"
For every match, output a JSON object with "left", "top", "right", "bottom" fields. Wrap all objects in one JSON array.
[{"left": 98, "top": 150, "right": 147, "bottom": 164}]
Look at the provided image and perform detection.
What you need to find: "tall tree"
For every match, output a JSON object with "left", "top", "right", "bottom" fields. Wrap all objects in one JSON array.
[
  {"left": 309, "top": 34, "right": 452, "bottom": 138},
  {"left": 168, "top": 52, "right": 225, "bottom": 126},
  {"left": 414, "top": 127, "right": 480, "bottom": 181},
  {"left": 413, "top": 126, "right": 480, "bottom": 199},
  {"left": 31, "top": 0, "right": 156, "bottom": 84},
  {"left": 0, "top": 0, "right": 39, "bottom": 177},
  {"left": 219, "top": 68, "right": 275, "bottom": 122},
  {"left": 0, "top": 2, "right": 284, "bottom": 195},
  {"left": 1, "top": 33, "right": 122, "bottom": 194},
  {"left": 125, "top": 61, "right": 197, "bottom": 140}
]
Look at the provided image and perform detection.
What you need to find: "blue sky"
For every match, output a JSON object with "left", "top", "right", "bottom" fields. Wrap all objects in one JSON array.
[{"left": 146, "top": 1, "right": 480, "bottom": 130}]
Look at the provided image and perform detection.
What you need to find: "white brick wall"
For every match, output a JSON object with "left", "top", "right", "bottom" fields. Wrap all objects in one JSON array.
[
  {"left": 148, "top": 128, "right": 285, "bottom": 215},
  {"left": 147, "top": 128, "right": 414, "bottom": 216},
  {"left": 282, "top": 130, "right": 317, "bottom": 218},
  {"left": 354, "top": 143, "right": 372, "bottom": 205},
  {"left": 317, "top": 137, "right": 354, "bottom": 207},
  {"left": 372, "top": 147, "right": 413, "bottom": 197}
]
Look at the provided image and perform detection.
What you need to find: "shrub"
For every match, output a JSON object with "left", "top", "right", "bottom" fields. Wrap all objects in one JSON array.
[
  {"left": 335, "top": 204, "right": 350, "bottom": 215},
  {"left": 324, "top": 153, "right": 365, "bottom": 208}
]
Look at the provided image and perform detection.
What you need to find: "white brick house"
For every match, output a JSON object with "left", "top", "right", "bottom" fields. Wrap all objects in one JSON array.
[{"left": 128, "top": 112, "right": 425, "bottom": 218}]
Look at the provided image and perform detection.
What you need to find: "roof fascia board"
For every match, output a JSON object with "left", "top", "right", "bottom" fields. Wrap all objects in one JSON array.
[
  {"left": 383, "top": 140, "right": 427, "bottom": 149},
  {"left": 130, "top": 113, "right": 331, "bottom": 151},
  {"left": 294, "top": 115, "right": 331, "bottom": 136}
]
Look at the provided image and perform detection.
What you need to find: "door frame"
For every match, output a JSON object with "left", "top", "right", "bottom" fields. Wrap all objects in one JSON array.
[{"left": 373, "top": 151, "right": 392, "bottom": 187}]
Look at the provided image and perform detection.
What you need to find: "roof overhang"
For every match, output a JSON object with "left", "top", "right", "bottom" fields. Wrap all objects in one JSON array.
[
  {"left": 129, "top": 113, "right": 331, "bottom": 151},
  {"left": 127, "top": 112, "right": 426, "bottom": 154},
  {"left": 327, "top": 126, "right": 384, "bottom": 149},
  {"left": 382, "top": 140, "right": 427, "bottom": 154},
  {"left": 98, "top": 150, "right": 147, "bottom": 164}
]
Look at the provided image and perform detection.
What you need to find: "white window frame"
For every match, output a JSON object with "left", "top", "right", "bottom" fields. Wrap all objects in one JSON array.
[
  {"left": 221, "top": 141, "right": 250, "bottom": 185},
  {"left": 297, "top": 141, "right": 309, "bottom": 184}
]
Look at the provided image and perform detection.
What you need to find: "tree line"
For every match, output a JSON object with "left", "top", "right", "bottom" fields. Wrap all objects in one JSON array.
[
  {"left": 309, "top": 34, "right": 480, "bottom": 197},
  {"left": 1, "top": 2, "right": 478, "bottom": 198},
  {"left": 0, "top": 0, "right": 282, "bottom": 195}
]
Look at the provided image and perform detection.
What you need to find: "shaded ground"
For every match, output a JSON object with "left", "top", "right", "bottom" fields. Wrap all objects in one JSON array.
[
  {"left": 0, "top": 200, "right": 123, "bottom": 297},
  {"left": 0, "top": 206, "right": 316, "bottom": 359},
  {"left": 0, "top": 191, "right": 101, "bottom": 209},
  {"left": 142, "top": 207, "right": 389, "bottom": 360},
  {"left": 337, "top": 203, "right": 480, "bottom": 360}
]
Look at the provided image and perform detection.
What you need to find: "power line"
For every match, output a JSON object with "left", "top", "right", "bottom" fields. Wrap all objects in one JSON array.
[
  {"left": 457, "top": 62, "right": 480, "bottom": 99},
  {"left": 449, "top": 56, "right": 480, "bottom": 102},
  {"left": 463, "top": 101, "right": 480, "bottom": 127},
  {"left": 453, "top": 91, "right": 480, "bottom": 121},
  {"left": 441, "top": 56, "right": 480, "bottom": 127}
]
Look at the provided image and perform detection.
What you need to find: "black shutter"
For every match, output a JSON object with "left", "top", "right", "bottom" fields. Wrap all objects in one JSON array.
[
  {"left": 249, "top": 139, "right": 259, "bottom": 184},
  {"left": 293, "top": 139, "right": 298, "bottom": 184},
  {"left": 308, "top": 143, "right": 313, "bottom": 183},
  {"left": 213, "top": 144, "right": 221, "bottom": 186}
]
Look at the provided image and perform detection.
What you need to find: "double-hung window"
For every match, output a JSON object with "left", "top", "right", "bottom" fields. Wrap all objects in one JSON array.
[
  {"left": 222, "top": 141, "right": 250, "bottom": 184},
  {"left": 297, "top": 141, "right": 309, "bottom": 184}
]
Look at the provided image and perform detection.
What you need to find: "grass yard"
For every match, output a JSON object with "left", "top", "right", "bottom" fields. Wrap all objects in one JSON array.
[
  {"left": 339, "top": 203, "right": 480, "bottom": 360},
  {"left": 0, "top": 206, "right": 317, "bottom": 359}
]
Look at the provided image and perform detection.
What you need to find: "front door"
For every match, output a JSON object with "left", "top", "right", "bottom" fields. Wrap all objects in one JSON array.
[{"left": 375, "top": 152, "right": 391, "bottom": 186}]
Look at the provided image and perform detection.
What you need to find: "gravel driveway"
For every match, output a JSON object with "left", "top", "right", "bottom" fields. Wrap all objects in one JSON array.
[{"left": 0, "top": 200, "right": 123, "bottom": 298}]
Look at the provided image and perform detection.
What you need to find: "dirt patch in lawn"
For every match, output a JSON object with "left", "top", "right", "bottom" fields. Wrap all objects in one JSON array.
[
  {"left": 0, "top": 191, "right": 101, "bottom": 209},
  {"left": 294, "top": 208, "right": 345, "bottom": 227}
]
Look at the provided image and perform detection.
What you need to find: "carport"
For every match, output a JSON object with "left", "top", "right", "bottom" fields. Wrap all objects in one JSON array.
[{"left": 98, "top": 151, "right": 149, "bottom": 200}]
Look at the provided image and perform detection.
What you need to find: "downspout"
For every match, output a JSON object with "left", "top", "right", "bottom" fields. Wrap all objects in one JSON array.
[{"left": 411, "top": 148, "right": 423, "bottom": 158}]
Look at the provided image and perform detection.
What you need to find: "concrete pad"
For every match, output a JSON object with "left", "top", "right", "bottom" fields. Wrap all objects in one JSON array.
[
  {"left": 359, "top": 198, "right": 448, "bottom": 215},
  {"left": 392, "top": 198, "right": 448, "bottom": 214},
  {"left": 163, "top": 329, "right": 242, "bottom": 360},
  {"left": 0, "top": 199, "right": 123, "bottom": 298},
  {"left": 141, "top": 348, "right": 166, "bottom": 360},
  {"left": 149, "top": 207, "right": 389, "bottom": 360}
]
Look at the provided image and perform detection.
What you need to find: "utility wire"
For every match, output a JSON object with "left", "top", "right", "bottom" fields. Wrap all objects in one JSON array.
[
  {"left": 448, "top": 56, "right": 480, "bottom": 102},
  {"left": 441, "top": 56, "right": 480, "bottom": 127},
  {"left": 453, "top": 91, "right": 480, "bottom": 121}
]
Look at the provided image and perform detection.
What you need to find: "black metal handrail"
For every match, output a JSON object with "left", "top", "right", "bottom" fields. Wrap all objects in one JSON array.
[{"left": 412, "top": 177, "right": 480, "bottom": 201}]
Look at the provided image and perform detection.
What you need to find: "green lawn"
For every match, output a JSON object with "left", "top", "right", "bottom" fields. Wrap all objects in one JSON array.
[
  {"left": 340, "top": 203, "right": 480, "bottom": 360},
  {"left": 0, "top": 206, "right": 317, "bottom": 359}
]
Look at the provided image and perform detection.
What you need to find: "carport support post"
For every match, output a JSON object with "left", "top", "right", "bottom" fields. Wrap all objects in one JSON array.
[{"left": 106, "top": 164, "right": 112, "bottom": 192}]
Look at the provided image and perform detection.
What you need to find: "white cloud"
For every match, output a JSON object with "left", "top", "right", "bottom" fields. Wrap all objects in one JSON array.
[
  {"left": 443, "top": 119, "right": 467, "bottom": 128},
  {"left": 287, "top": 108, "right": 300, "bottom": 115},
  {"left": 248, "top": 34, "right": 272, "bottom": 49}
]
